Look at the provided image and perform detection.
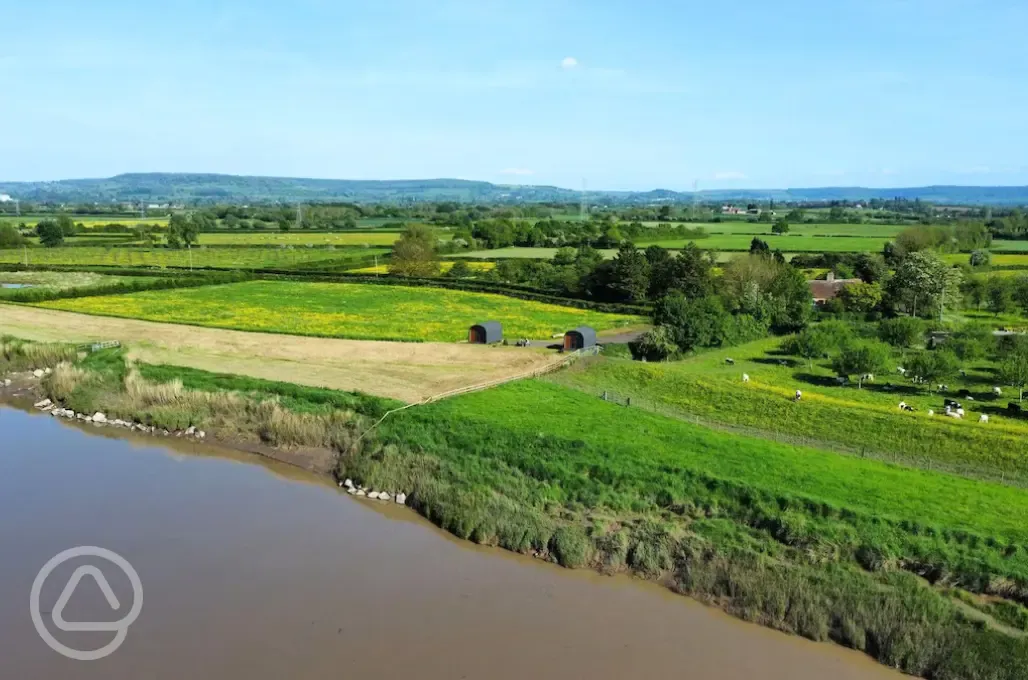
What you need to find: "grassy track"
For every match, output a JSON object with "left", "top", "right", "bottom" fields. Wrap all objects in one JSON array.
[
  {"left": 36, "top": 280, "right": 642, "bottom": 341},
  {"left": 641, "top": 222, "right": 906, "bottom": 238},
  {"left": 347, "top": 261, "right": 495, "bottom": 274},
  {"left": 635, "top": 234, "right": 890, "bottom": 252},
  {"left": 194, "top": 231, "right": 445, "bottom": 246}
]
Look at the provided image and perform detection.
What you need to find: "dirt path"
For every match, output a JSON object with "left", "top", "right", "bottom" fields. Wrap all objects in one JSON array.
[{"left": 0, "top": 305, "right": 557, "bottom": 403}]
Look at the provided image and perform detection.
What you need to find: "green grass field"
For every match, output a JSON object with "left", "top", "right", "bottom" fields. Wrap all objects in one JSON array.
[
  {"left": 641, "top": 221, "right": 906, "bottom": 238},
  {"left": 994, "top": 241, "right": 1028, "bottom": 252},
  {"left": 0, "top": 246, "right": 386, "bottom": 270},
  {"left": 549, "top": 336, "right": 1028, "bottom": 483},
  {"left": 0, "top": 215, "right": 169, "bottom": 228},
  {"left": 0, "top": 271, "right": 158, "bottom": 297},
  {"left": 635, "top": 233, "right": 891, "bottom": 252},
  {"left": 195, "top": 231, "right": 454, "bottom": 247},
  {"left": 36, "top": 280, "right": 642, "bottom": 341}
]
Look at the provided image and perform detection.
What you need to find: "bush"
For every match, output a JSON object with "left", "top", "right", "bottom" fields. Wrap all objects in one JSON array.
[{"left": 549, "top": 526, "right": 591, "bottom": 568}]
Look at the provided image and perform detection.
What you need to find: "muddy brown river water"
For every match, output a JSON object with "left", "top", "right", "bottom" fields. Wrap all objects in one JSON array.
[{"left": 0, "top": 405, "right": 906, "bottom": 679}]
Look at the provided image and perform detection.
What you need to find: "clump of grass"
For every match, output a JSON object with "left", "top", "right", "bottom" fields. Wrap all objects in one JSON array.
[
  {"left": 0, "top": 337, "right": 78, "bottom": 372},
  {"left": 43, "top": 362, "right": 90, "bottom": 402}
]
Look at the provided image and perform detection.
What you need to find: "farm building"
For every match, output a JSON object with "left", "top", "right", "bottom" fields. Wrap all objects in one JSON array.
[
  {"left": 808, "top": 272, "right": 861, "bottom": 306},
  {"left": 468, "top": 321, "right": 503, "bottom": 344},
  {"left": 563, "top": 326, "right": 597, "bottom": 351}
]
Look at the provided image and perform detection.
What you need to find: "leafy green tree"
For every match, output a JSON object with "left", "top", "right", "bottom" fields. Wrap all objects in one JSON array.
[
  {"left": 605, "top": 242, "right": 650, "bottom": 303},
  {"left": 877, "top": 317, "right": 924, "bottom": 357},
  {"left": 0, "top": 224, "right": 26, "bottom": 248},
  {"left": 635, "top": 325, "right": 678, "bottom": 361},
  {"left": 1013, "top": 276, "right": 1028, "bottom": 316},
  {"left": 446, "top": 259, "right": 472, "bottom": 279},
  {"left": 389, "top": 223, "right": 440, "bottom": 277},
  {"left": 36, "top": 219, "right": 64, "bottom": 247},
  {"left": 786, "top": 326, "right": 832, "bottom": 369},
  {"left": 987, "top": 277, "right": 1015, "bottom": 316},
  {"left": 998, "top": 338, "right": 1028, "bottom": 401},
  {"left": 166, "top": 213, "right": 199, "bottom": 248},
  {"left": 853, "top": 253, "right": 887, "bottom": 284},
  {"left": 653, "top": 293, "right": 729, "bottom": 353},
  {"left": 963, "top": 277, "right": 988, "bottom": 311},
  {"left": 949, "top": 323, "right": 993, "bottom": 365},
  {"left": 832, "top": 340, "right": 891, "bottom": 388},
  {"left": 553, "top": 247, "right": 577, "bottom": 267},
  {"left": 837, "top": 282, "right": 883, "bottom": 314},
  {"left": 771, "top": 219, "right": 789, "bottom": 235},
  {"left": 886, "top": 251, "right": 962, "bottom": 319},
  {"left": 907, "top": 349, "right": 959, "bottom": 394},
  {"left": 749, "top": 237, "right": 770, "bottom": 255},
  {"left": 969, "top": 249, "right": 991, "bottom": 268},
  {"left": 648, "top": 244, "right": 714, "bottom": 300},
  {"left": 57, "top": 214, "right": 77, "bottom": 237}
]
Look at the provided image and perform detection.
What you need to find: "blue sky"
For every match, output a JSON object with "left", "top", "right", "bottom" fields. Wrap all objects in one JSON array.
[{"left": 2, "top": 0, "right": 1027, "bottom": 190}]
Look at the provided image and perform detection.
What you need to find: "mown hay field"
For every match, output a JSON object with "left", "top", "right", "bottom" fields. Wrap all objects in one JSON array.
[
  {"left": 550, "top": 336, "right": 1028, "bottom": 483},
  {"left": 36, "top": 280, "right": 642, "bottom": 342},
  {"left": 0, "top": 246, "right": 387, "bottom": 270}
]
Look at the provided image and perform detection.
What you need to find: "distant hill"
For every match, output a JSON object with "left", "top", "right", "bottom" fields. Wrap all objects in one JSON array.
[{"left": 1, "top": 173, "right": 1026, "bottom": 206}]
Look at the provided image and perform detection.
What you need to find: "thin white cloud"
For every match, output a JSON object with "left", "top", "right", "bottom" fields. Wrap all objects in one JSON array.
[
  {"left": 500, "top": 168, "right": 534, "bottom": 176},
  {"left": 713, "top": 171, "right": 747, "bottom": 181},
  {"left": 561, "top": 57, "right": 579, "bottom": 70}
]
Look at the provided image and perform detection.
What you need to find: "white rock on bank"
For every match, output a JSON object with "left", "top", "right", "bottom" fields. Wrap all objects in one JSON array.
[
  {"left": 366, "top": 491, "right": 379, "bottom": 499},
  {"left": 347, "top": 487, "right": 356, "bottom": 495},
  {"left": 44, "top": 367, "right": 52, "bottom": 375},
  {"left": 32, "top": 369, "right": 44, "bottom": 378},
  {"left": 185, "top": 426, "right": 196, "bottom": 436},
  {"left": 395, "top": 493, "right": 407, "bottom": 505},
  {"left": 34, "top": 399, "right": 52, "bottom": 409},
  {"left": 344, "top": 478, "right": 354, "bottom": 489},
  {"left": 355, "top": 490, "right": 366, "bottom": 497},
  {"left": 197, "top": 431, "right": 205, "bottom": 439},
  {"left": 2, "top": 378, "right": 11, "bottom": 387},
  {"left": 92, "top": 413, "right": 107, "bottom": 424}
]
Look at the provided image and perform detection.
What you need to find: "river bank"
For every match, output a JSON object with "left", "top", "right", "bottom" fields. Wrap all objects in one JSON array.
[
  {"left": 3, "top": 336, "right": 1027, "bottom": 678},
  {"left": 0, "top": 406, "right": 907, "bottom": 680}
]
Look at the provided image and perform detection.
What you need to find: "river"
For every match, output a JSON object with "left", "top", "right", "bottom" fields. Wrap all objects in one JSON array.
[{"left": 0, "top": 405, "right": 905, "bottom": 679}]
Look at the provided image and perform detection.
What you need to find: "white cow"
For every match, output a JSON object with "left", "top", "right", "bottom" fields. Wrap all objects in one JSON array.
[
  {"left": 979, "top": 414, "right": 990, "bottom": 423},
  {"left": 898, "top": 401, "right": 908, "bottom": 410},
  {"left": 897, "top": 367, "right": 907, "bottom": 376},
  {"left": 994, "top": 386, "right": 1003, "bottom": 396},
  {"left": 927, "top": 410, "right": 934, "bottom": 416},
  {"left": 742, "top": 373, "right": 750, "bottom": 383},
  {"left": 794, "top": 390, "right": 802, "bottom": 402}
]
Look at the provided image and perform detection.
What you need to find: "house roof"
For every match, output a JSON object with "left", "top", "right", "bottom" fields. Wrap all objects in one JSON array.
[{"left": 808, "top": 278, "right": 861, "bottom": 301}]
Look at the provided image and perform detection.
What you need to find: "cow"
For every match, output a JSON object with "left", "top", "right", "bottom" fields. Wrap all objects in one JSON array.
[
  {"left": 725, "top": 358, "right": 735, "bottom": 365},
  {"left": 794, "top": 390, "right": 802, "bottom": 402},
  {"left": 993, "top": 386, "right": 1003, "bottom": 396},
  {"left": 979, "top": 414, "right": 990, "bottom": 423},
  {"left": 742, "top": 373, "right": 750, "bottom": 383}
]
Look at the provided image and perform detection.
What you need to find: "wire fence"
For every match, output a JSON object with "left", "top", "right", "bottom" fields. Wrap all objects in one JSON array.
[{"left": 594, "top": 388, "right": 1028, "bottom": 489}]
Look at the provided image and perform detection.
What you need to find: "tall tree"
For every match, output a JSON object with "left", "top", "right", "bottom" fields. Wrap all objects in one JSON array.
[
  {"left": 605, "top": 242, "right": 650, "bottom": 303},
  {"left": 389, "top": 223, "right": 440, "bottom": 277},
  {"left": 832, "top": 340, "right": 890, "bottom": 389},
  {"left": 886, "top": 251, "right": 962, "bottom": 319},
  {"left": 786, "top": 326, "right": 832, "bottom": 369},
  {"left": 907, "top": 349, "right": 959, "bottom": 394},
  {"left": 36, "top": 219, "right": 64, "bottom": 247},
  {"left": 999, "top": 339, "right": 1028, "bottom": 401}
]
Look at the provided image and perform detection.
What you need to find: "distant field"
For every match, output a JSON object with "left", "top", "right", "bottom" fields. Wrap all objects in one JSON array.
[
  {"left": 197, "top": 232, "right": 406, "bottom": 246},
  {"left": 635, "top": 233, "right": 890, "bottom": 252},
  {"left": 455, "top": 247, "right": 620, "bottom": 260},
  {"left": 348, "top": 261, "right": 495, "bottom": 274},
  {"left": 0, "top": 271, "right": 157, "bottom": 297},
  {"left": 0, "top": 215, "right": 168, "bottom": 228},
  {"left": 0, "top": 246, "right": 386, "bottom": 270},
  {"left": 945, "top": 253, "right": 1028, "bottom": 268},
  {"left": 38, "top": 280, "right": 642, "bottom": 342},
  {"left": 993, "top": 240, "right": 1028, "bottom": 252},
  {"left": 642, "top": 221, "right": 906, "bottom": 238}
]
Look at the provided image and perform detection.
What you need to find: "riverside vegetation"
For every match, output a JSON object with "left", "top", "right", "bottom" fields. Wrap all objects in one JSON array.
[{"left": 5, "top": 337, "right": 1027, "bottom": 679}]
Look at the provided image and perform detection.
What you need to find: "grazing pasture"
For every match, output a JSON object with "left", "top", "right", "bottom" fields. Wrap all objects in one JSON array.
[
  {"left": 0, "top": 246, "right": 386, "bottom": 270},
  {"left": 36, "top": 280, "right": 642, "bottom": 342},
  {"left": 550, "top": 336, "right": 1028, "bottom": 483}
]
